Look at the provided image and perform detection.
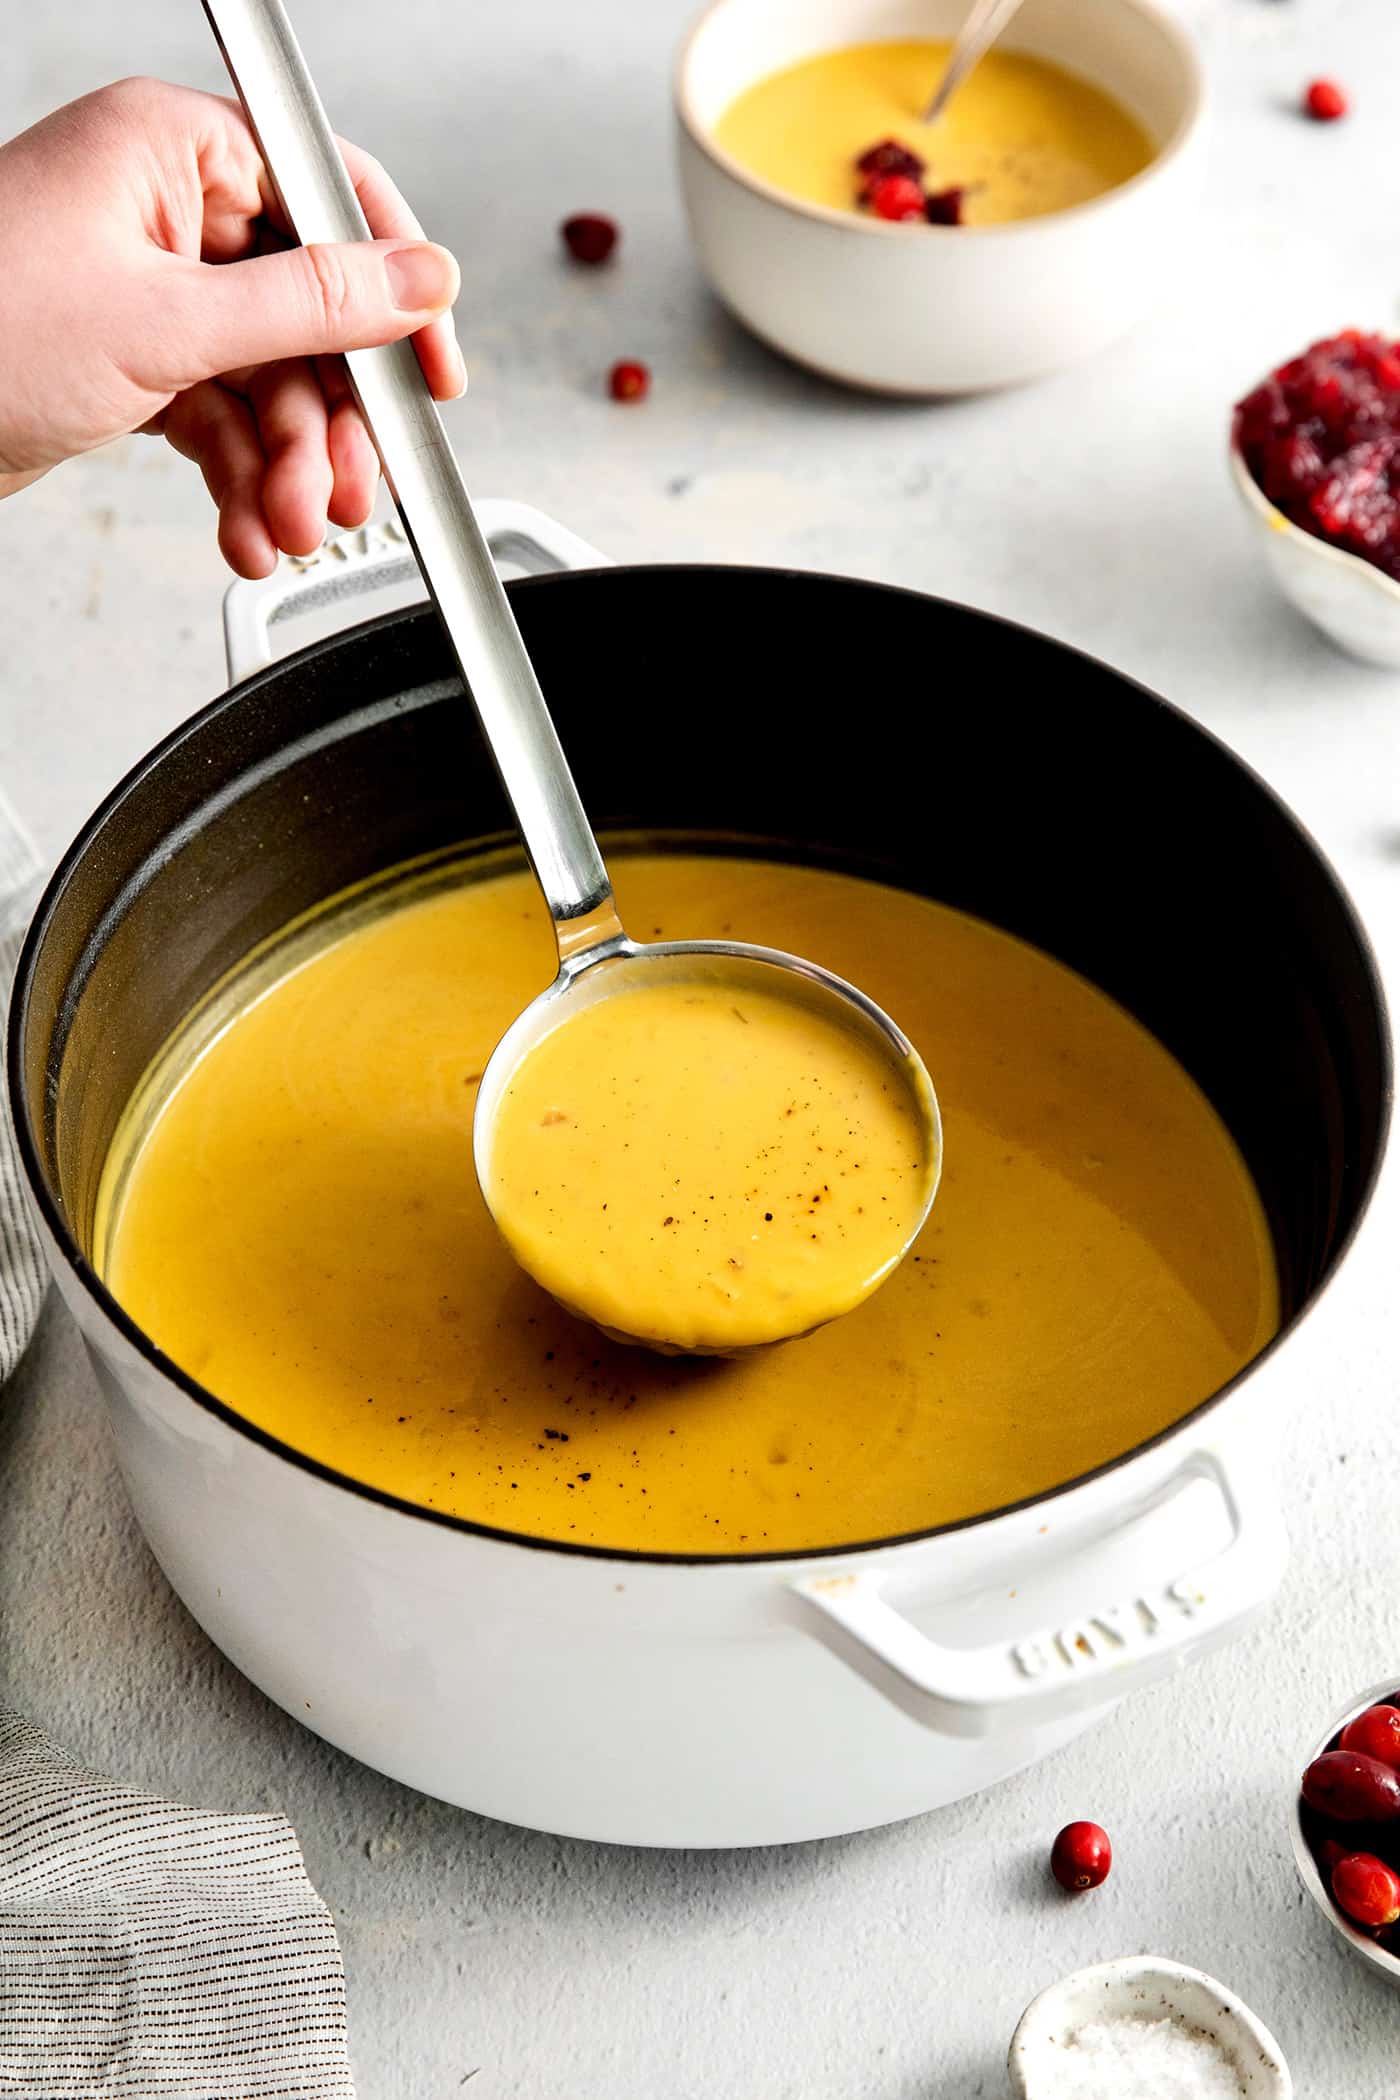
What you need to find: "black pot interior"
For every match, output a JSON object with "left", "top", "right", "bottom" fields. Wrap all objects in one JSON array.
[{"left": 15, "top": 566, "right": 1391, "bottom": 1378}]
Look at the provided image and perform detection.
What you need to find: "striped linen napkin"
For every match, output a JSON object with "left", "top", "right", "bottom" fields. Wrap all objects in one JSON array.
[
  {"left": 0, "top": 1715, "right": 355, "bottom": 2099},
  {"left": 0, "top": 795, "right": 46, "bottom": 1383},
  {"left": 0, "top": 804, "right": 356, "bottom": 2098}
]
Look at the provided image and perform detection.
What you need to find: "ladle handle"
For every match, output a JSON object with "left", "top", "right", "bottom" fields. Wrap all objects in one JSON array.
[{"left": 200, "top": 0, "right": 614, "bottom": 935}]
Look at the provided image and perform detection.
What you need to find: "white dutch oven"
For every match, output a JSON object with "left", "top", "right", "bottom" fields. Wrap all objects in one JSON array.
[
  {"left": 675, "top": 0, "right": 1204, "bottom": 393},
  {"left": 11, "top": 509, "right": 1388, "bottom": 1846}
]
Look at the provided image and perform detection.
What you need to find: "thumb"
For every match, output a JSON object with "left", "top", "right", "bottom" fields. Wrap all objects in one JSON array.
[{"left": 174, "top": 238, "right": 459, "bottom": 380}]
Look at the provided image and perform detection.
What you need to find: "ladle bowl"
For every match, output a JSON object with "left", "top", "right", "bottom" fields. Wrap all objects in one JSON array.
[{"left": 473, "top": 931, "right": 943, "bottom": 1354}]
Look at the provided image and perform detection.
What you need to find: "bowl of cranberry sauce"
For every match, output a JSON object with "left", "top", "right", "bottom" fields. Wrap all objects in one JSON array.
[
  {"left": 1232, "top": 331, "right": 1400, "bottom": 668},
  {"left": 1292, "top": 1682, "right": 1400, "bottom": 1987}
]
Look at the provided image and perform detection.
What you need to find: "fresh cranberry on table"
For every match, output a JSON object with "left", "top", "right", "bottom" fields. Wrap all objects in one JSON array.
[
  {"left": 608, "top": 359, "right": 649, "bottom": 403},
  {"left": 1050, "top": 1821, "right": 1112, "bottom": 1892},
  {"left": 561, "top": 213, "right": 619, "bottom": 265},
  {"left": 1303, "top": 78, "right": 1349, "bottom": 122}
]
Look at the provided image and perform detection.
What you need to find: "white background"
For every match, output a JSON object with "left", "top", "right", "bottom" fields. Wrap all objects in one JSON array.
[{"left": 3, "top": 0, "right": 1400, "bottom": 2093}]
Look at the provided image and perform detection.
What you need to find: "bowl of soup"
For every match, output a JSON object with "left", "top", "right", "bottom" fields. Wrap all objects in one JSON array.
[
  {"left": 675, "top": 0, "right": 1204, "bottom": 392},
  {"left": 9, "top": 507, "right": 1388, "bottom": 1846}
]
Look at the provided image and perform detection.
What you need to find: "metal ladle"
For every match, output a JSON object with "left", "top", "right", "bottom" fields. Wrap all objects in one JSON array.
[
  {"left": 924, "top": 0, "right": 1029, "bottom": 124},
  {"left": 202, "top": 0, "right": 943, "bottom": 1354}
]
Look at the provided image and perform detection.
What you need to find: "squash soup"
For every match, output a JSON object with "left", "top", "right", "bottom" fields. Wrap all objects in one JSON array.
[
  {"left": 483, "top": 976, "right": 936, "bottom": 1354},
  {"left": 712, "top": 41, "right": 1155, "bottom": 226},
  {"left": 97, "top": 850, "right": 1278, "bottom": 1556}
]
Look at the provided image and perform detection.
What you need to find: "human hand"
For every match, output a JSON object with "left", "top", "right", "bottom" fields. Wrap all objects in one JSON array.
[{"left": 0, "top": 77, "right": 463, "bottom": 575}]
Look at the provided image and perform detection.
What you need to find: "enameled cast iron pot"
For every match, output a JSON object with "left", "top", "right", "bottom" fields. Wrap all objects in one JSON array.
[{"left": 10, "top": 505, "right": 1390, "bottom": 1847}]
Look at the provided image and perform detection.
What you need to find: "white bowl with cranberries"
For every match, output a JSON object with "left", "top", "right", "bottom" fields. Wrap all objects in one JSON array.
[
  {"left": 674, "top": 0, "right": 1203, "bottom": 394},
  {"left": 1292, "top": 1681, "right": 1400, "bottom": 1987},
  {"left": 1231, "top": 331, "right": 1400, "bottom": 668}
]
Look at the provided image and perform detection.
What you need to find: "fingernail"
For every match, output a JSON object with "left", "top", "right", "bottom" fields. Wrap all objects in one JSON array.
[
  {"left": 450, "top": 346, "right": 468, "bottom": 398},
  {"left": 385, "top": 242, "right": 458, "bottom": 313}
]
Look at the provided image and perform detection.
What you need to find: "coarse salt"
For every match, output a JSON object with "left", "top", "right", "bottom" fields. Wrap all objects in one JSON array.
[{"left": 1047, "top": 2012, "right": 1246, "bottom": 2099}]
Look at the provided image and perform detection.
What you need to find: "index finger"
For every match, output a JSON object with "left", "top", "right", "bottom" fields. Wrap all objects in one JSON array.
[{"left": 336, "top": 136, "right": 464, "bottom": 400}]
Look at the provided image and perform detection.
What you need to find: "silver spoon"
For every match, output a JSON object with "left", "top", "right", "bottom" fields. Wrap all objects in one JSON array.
[
  {"left": 924, "top": 0, "right": 1029, "bottom": 124},
  {"left": 201, "top": 0, "right": 943, "bottom": 1354}
]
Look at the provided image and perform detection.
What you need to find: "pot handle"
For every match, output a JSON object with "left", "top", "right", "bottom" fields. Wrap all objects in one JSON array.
[
  {"left": 791, "top": 1451, "right": 1286, "bottom": 1738},
  {"left": 220, "top": 500, "right": 613, "bottom": 684}
]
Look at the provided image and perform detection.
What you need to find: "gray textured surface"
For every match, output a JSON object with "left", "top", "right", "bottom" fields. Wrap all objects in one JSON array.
[{"left": 4, "top": 1, "right": 1400, "bottom": 2094}]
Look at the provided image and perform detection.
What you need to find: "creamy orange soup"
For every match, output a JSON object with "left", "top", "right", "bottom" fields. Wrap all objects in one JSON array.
[
  {"left": 713, "top": 40, "right": 1155, "bottom": 226},
  {"left": 97, "top": 851, "right": 1278, "bottom": 1555}
]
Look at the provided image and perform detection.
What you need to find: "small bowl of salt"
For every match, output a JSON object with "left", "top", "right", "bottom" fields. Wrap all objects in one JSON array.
[{"left": 1008, "top": 1954, "right": 1291, "bottom": 2100}]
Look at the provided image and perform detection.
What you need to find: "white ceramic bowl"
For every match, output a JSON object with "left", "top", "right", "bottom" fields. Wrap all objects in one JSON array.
[
  {"left": 674, "top": 0, "right": 1204, "bottom": 394},
  {"left": 1289, "top": 1676, "right": 1400, "bottom": 1989},
  {"left": 1229, "top": 441, "right": 1400, "bottom": 669},
  {"left": 1009, "top": 1955, "right": 1292, "bottom": 2099}
]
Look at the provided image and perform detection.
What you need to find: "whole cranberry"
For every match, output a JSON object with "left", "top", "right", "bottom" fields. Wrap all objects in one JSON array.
[
  {"left": 867, "top": 174, "right": 927, "bottom": 223},
  {"left": 608, "top": 359, "right": 650, "bottom": 403},
  {"left": 1333, "top": 1852, "right": 1400, "bottom": 1929},
  {"left": 1339, "top": 1704, "right": 1400, "bottom": 1770},
  {"left": 1301, "top": 1750, "right": 1400, "bottom": 1824},
  {"left": 1050, "top": 1821, "right": 1112, "bottom": 1892},
  {"left": 1304, "top": 78, "right": 1349, "bottom": 122},
  {"left": 561, "top": 213, "right": 618, "bottom": 265},
  {"left": 1316, "top": 1836, "right": 1351, "bottom": 1878},
  {"left": 924, "top": 186, "right": 966, "bottom": 226},
  {"left": 855, "top": 137, "right": 926, "bottom": 182}
]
